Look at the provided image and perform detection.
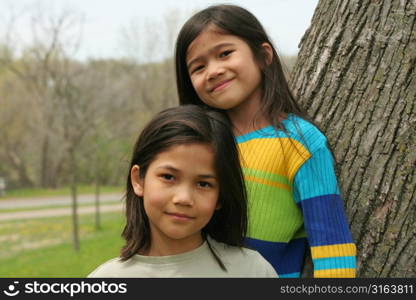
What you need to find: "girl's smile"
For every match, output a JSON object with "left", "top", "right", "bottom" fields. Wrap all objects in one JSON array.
[
  {"left": 165, "top": 211, "right": 196, "bottom": 221},
  {"left": 210, "top": 78, "right": 234, "bottom": 93}
]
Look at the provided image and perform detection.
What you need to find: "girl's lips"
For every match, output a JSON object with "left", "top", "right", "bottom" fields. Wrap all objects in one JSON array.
[
  {"left": 211, "top": 79, "right": 233, "bottom": 92},
  {"left": 166, "top": 212, "right": 195, "bottom": 220}
]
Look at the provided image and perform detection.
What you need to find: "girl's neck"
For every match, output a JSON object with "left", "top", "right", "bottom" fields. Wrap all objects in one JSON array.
[
  {"left": 141, "top": 234, "right": 204, "bottom": 257},
  {"left": 226, "top": 96, "right": 270, "bottom": 136}
]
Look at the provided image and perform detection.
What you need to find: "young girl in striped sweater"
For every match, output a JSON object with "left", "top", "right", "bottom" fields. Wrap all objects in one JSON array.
[{"left": 175, "top": 4, "right": 356, "bottom": 278}]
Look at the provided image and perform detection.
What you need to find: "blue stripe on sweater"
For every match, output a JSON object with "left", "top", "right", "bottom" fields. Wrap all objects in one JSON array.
[
  {"left": 293, "top": 146, "right": 340, "bottom": 202},
  {"left": 244, "top": 237, "right": 307, "bottom": 277},
  {"left": 299, "top": 194, "right": 353, "bottom": 247},
  {"left": 279, "top": 272, "right": 301, "bottom": 278},
  {"left": 313, "top": 256, "right": 356, "bottom": 270}
]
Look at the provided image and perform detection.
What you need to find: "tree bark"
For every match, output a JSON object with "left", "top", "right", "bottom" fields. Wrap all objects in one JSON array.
[
  {"left": 69, "top": 148, "right": 80, "bottom": 252},
  {"left": 94, "top": 170, "right": 101, "bottom": 231},
  {"left": 290, "top": 0, "right": 416, "bottom": 277}
]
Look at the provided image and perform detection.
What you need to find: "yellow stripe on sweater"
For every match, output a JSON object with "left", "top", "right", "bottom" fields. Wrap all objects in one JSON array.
[
  {"left": 239, "top": 138, "right": 310, "bottom": 181},
  {"left": 311, "top": 243, "right": 357, "bottom": 259},
  {"left": 314, "top": 268, "right": 356, "bottom": 278},
  {"left": 245, "top": 175, "right": 292, "bottom": 191}
]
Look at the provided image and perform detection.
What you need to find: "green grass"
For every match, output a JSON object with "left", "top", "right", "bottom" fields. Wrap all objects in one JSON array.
[
  {"left": 0, "top": 212, "right": 125, "bottom": 277},
  {"left": 1, "top": 185, "right": 123, "bottom": 200}
]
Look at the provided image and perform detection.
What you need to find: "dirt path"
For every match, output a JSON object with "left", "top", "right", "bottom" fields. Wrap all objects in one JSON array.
[
  {"left": 0, "top": 203, "right": 123, "bottom": 222},
  {"left": 0, "top": 193, "right": 123, "bottom": 209}
]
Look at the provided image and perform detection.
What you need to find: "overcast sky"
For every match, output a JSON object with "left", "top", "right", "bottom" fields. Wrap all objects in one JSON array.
[{"left": 1, "top": 0, "right": 319, "bottom": 61}]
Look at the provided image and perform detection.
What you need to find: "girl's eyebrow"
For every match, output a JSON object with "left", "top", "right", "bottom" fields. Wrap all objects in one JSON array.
[
  {"left": 198, "top": 174, "right": 217, "bottom": 180},
  {"left": 156, "top": 165, "right": 179, "bottom": 172},
  {"left": 186, "top": 42, "right": 235, "bottom": 69},
  {"left": 156, "top": 165, "right": 217, "bottom": 179}
]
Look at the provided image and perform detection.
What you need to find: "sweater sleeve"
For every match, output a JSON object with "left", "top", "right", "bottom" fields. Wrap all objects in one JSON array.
[{"left": 293, "top": 145, "right": 357, "bottom": 278}]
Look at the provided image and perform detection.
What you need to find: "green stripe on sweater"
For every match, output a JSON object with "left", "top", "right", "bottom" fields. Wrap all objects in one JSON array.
[{"left": 246, "top": 180, "right": 304, "bottom": 242}]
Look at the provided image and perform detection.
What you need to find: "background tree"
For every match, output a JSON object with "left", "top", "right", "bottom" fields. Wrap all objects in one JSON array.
[
  {"left": 119, "top": 9, "right": 182, "bottom": 113},
  {"left": 0, "top": 60, "right": 35, "bottom": 188},
  {"left": 290, "top": 0, "right": 415, "bottom": 277}
]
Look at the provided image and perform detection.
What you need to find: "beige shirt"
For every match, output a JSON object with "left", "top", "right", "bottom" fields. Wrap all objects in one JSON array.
[{"left": 88, "top": 238, "right": 277, "bottom": 278}]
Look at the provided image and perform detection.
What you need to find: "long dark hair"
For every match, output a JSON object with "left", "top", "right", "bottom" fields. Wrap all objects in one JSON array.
[
  {"left": 121, "top": 105, "right": 248, "bottom": 269},
  {"left": 175, "top": 4, "right": 308, "bottom": 131}
]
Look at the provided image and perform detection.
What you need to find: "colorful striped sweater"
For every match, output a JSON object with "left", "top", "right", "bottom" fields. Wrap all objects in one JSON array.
[{"left": 236, "top": 114, "right": 356, "bottom": 278}]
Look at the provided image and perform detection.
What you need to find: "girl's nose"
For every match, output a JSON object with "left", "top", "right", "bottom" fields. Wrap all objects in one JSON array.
[
  {"left": 207, "top": 62, "right": 225, "bottom": 80},
  {"left": 172, "top": 185, "right": 194, "bottom": 206}
]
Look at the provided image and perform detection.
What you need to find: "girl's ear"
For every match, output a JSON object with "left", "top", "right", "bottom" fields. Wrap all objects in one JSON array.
[
  {"left": 131, "top": 165, "right": 144, "bottom": 197},
  {"left": 261, "top": 42, "right": 273, "bottom": 65}
]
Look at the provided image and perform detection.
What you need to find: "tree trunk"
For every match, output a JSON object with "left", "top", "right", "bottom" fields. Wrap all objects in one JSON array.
[
  {"left": 40, "top": 135, "right": 51, "bottom": 188},
  {"left": 4, "top": 148, "right": 34, "bottom": 187},
  {"left": 69, "top": 148, "right": 80, "bottom": 252},
  {"left": 290, "top": 0, "right": 416, "bottom": 277},
  {"left": 94, "top": 170, "right": 101, "bottom": 231}
]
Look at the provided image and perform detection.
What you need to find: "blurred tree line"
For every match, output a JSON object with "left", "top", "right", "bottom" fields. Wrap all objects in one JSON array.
[
  {"left": 0, "top": 8, "right": 180, "bottom": 191},
  {"left": 0, "top": 52, "right": 179, "bottom": 189},
  {"left": 0, "top": 5, "right": 299, "bottom": 191}
]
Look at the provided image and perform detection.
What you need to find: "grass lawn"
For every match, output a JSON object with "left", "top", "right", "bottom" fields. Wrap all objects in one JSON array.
[{"left": 0, "top": 212, "right": 125, "bottom": 277}]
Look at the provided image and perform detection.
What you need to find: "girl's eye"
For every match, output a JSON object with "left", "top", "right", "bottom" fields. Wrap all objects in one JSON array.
[
  {"left": 219, "top": 50, "right": 233, "bottom": 58},
  {"left": 160, "top": 174, "right": 174, "bottom": 181},
  {"left": 191, "top": 65, "right": 204, "bottom": 74},
  {"left": 197, "top": 181, "right": 212, "bottom": 189}
]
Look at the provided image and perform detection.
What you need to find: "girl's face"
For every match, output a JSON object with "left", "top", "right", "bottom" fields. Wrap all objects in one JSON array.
[
  {"left": 186, "top": 26, "right": 264, "bottom": 113},
  {"left": 131, "top": 143, "right": 220, "bottom": 256}
]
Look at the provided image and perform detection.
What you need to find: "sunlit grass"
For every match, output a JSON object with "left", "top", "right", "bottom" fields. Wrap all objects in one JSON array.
[
  {"left": 0, "top": 212, "right": 125, "bottom": 277},
  {"left": 1, "top": 185, "right": 123, "bottom": 200}
]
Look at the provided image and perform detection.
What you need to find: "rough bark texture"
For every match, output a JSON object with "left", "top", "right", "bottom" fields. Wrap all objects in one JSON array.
[{"left": 290, "top": 0, "right": 415, "bottom": 277}]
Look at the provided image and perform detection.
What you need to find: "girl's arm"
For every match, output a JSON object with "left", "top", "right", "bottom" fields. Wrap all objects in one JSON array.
[{"left": 294, "top": 145, "right": 357, "bottom": 278}]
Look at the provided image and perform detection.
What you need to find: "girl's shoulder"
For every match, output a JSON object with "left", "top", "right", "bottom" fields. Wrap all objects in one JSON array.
[
  {"left": 209, "top": 238, "right": 277, "bottom": 277},
  {"left": 87, "top": 257, "right": 126, "bottom": 278},
  {"left": 237, "top": 114, "right": 327, "bottom": 152},
  {"left": 282, "top": 114, "right": 328, "bottom": 153}
]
